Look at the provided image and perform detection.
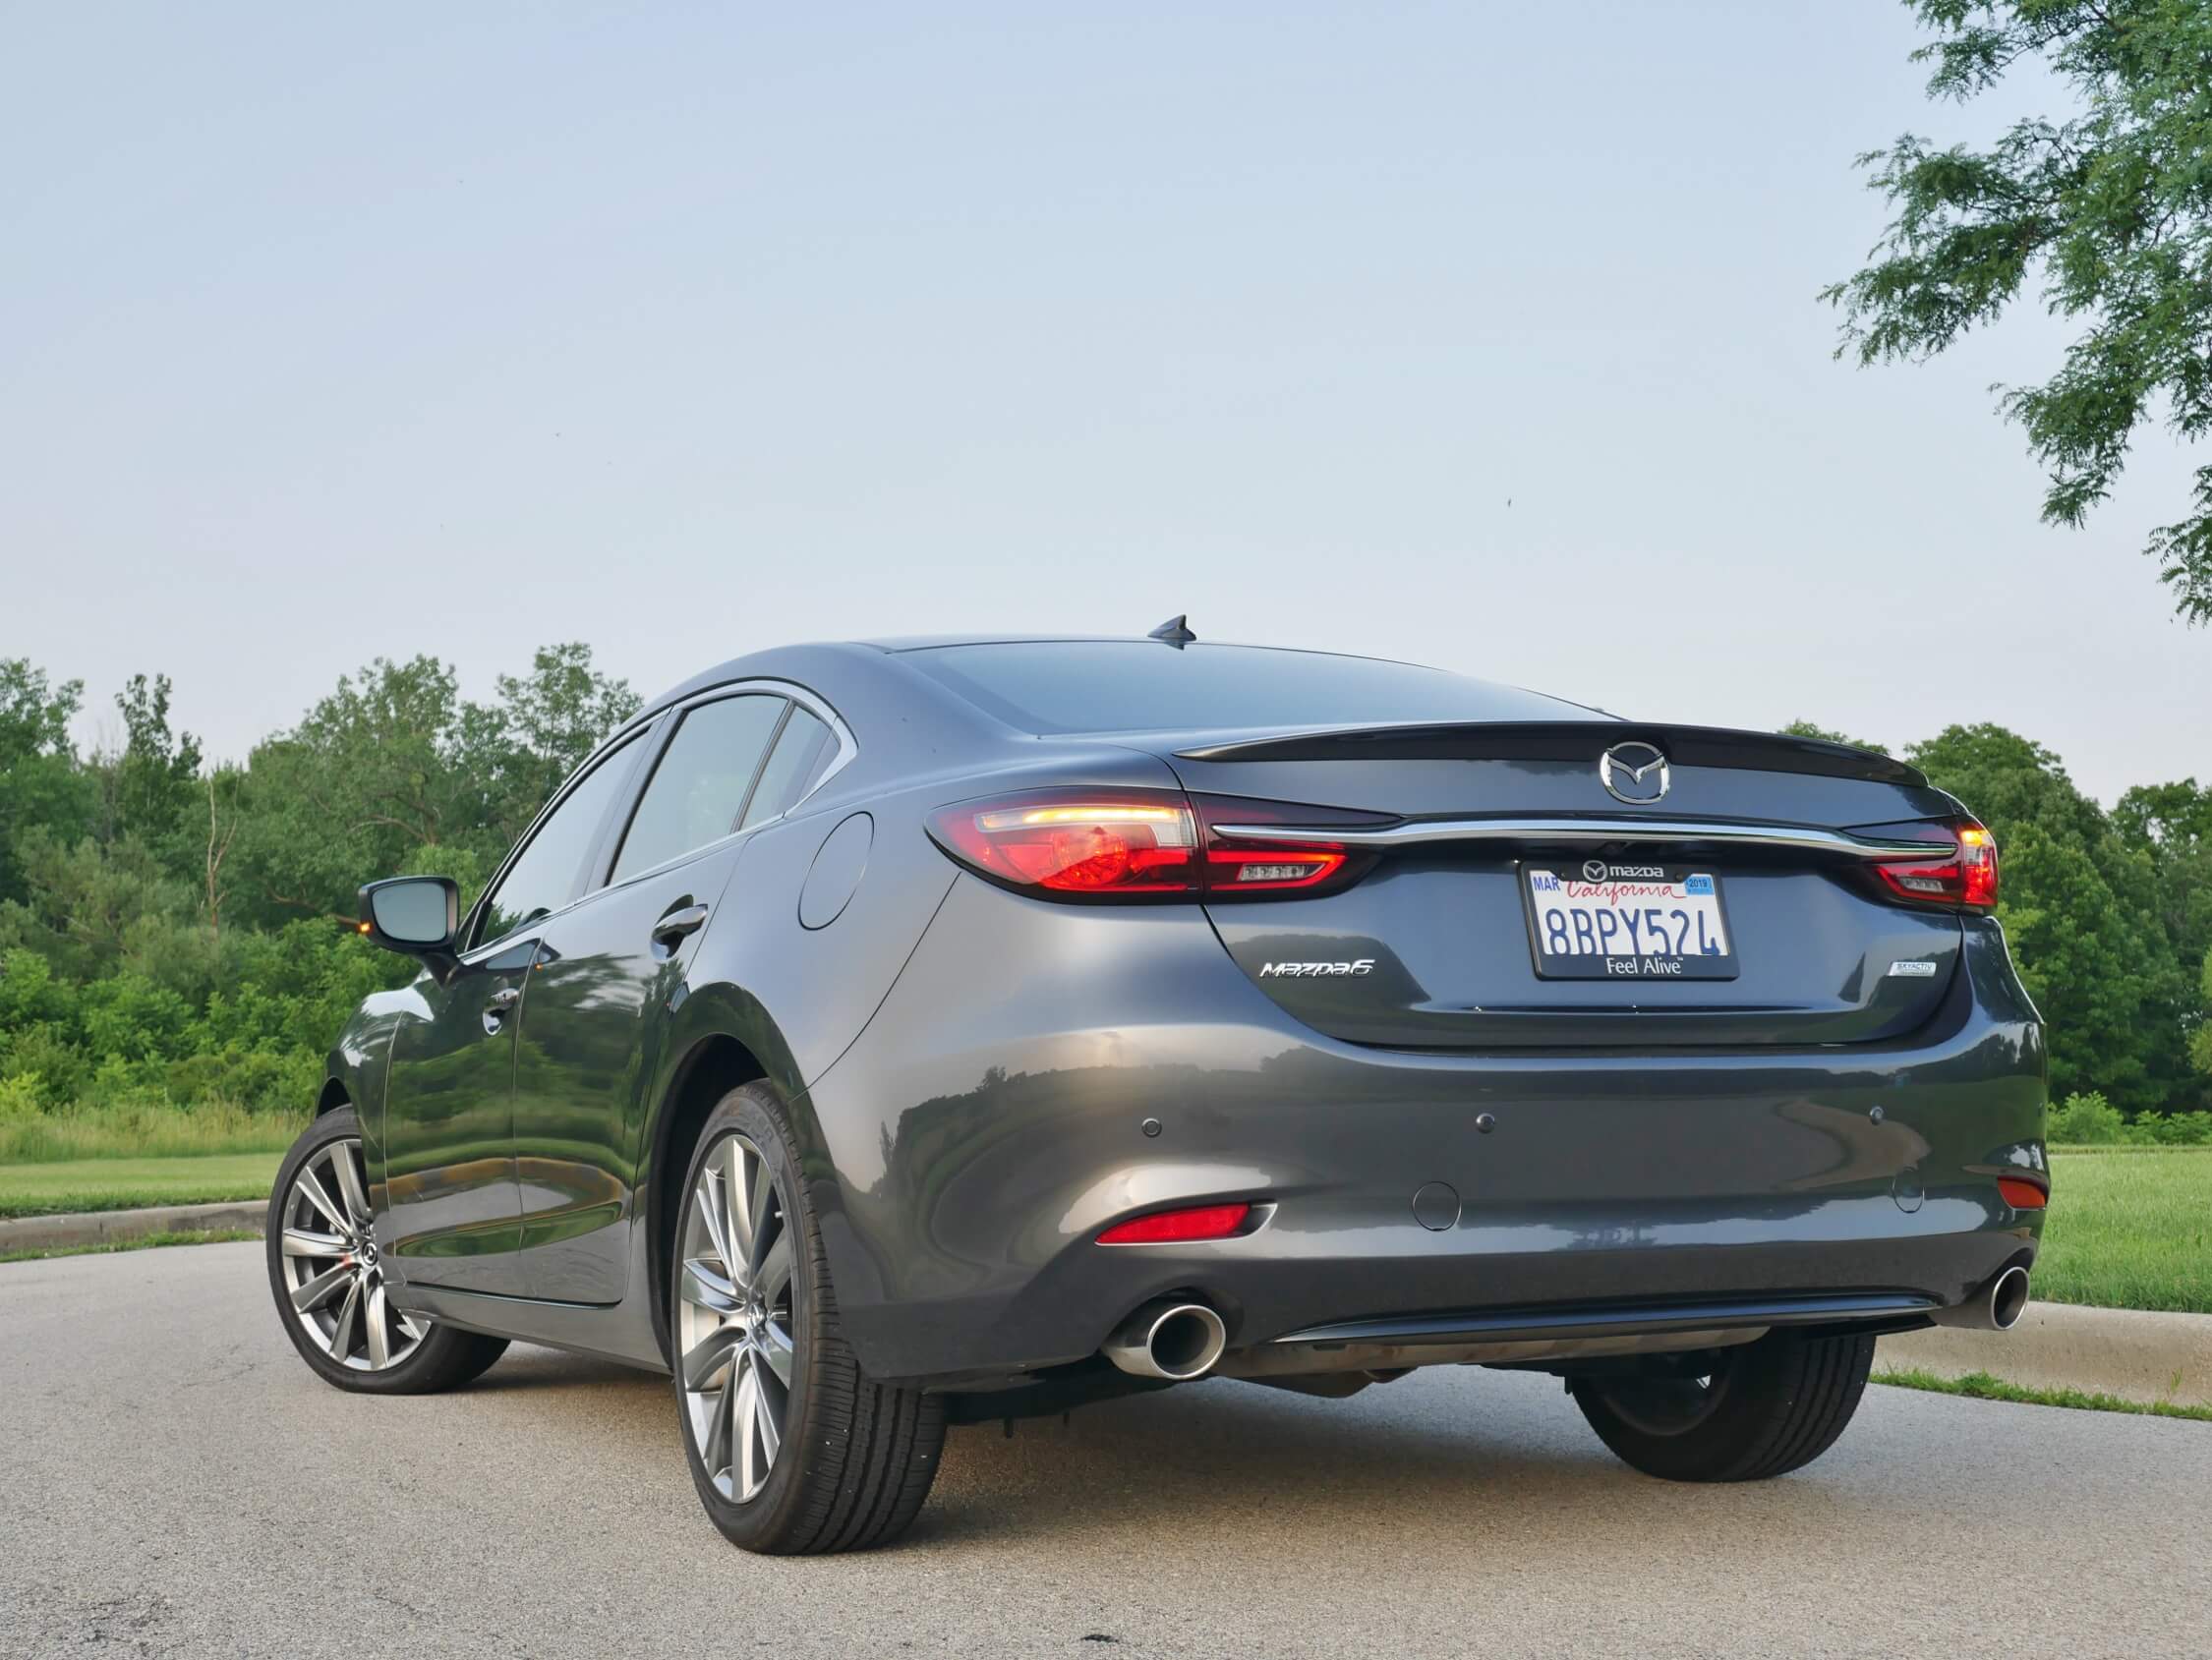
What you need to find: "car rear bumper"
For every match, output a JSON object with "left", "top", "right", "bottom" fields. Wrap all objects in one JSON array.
[{"left": 800, "top": 878, "right": 2047, "bottom": 1387}]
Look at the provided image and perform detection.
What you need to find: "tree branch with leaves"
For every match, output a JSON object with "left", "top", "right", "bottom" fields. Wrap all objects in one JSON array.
[{"left": 1827, "top": 0, "right": 2212, "bottom": 621}]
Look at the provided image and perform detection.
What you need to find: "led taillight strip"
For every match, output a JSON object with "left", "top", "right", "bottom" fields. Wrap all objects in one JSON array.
[{"left": 927, "top": 788, "right": 1371, "bottom": 901}]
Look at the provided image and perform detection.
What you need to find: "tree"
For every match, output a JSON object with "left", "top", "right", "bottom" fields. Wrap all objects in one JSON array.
[
  {"left": 1826, "top": 1, "right": 2212, "bottom": 621},
  {"left": 0, "top": 659, "right": 94, "bottom": 906},
  {"left": 106, "top": 672, "right": 203, "bottom": 852},
  {"left": 1908, "top": 722, "right": 2191, "bottom": 1110},
  {"left": 1779, "top": 719, "right": 1892, "bottom": 756},
  {"left": 227, "top": 655, "right": 475, "bottom": 926},
  {"left": 223, "top": 645, "right": 641, "bottom": 927},
  {"left": 2193, "top": 946, "right": 2212, "bottom": 1077},
  {"left": 471, "top": 644, "right": 644, "bottom": 845},
  {"left": 2118, "top": 777, "right": 2212, "bottom": 1099}
]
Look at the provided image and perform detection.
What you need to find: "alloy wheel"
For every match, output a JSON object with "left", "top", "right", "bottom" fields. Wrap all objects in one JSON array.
[
  {"left": 276, "top": 1136, "right": 425, "bottom": 1371},
  {"left": 1595, "top": 1364, "right": 1733, "bottom": 1438},
  {"left": 676, "top": 1132, "right": 795, "bottom": 1503}
]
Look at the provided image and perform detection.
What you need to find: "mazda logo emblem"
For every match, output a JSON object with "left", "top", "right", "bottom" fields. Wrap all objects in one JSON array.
[
  {"left": 1583, "top": 859, "right": 1608, "bottom": 882},
  {"left": 1599, "top": 741, "right": 1670, "bottom": 805}
]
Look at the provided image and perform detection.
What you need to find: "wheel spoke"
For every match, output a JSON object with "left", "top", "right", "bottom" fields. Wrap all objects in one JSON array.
[
  {"left": 746, "top": 1156, "right": 777, "bottom": 1273},
  {"left": 759, "top": 1319, "right": 795, "bottom": 1389},
  {"left": 755, "top": 1230, "right": 793, "bottom": 1308},
  {"left": 733, "top": 1357, "right": 761, "bottom": 1497},
  {"left": 395, "top": 1308, "right": 426, "bottom": 1342},
  {"left": 280, "top": 1228, "right": 347, "bottom": 1260},
  {"left": 681, "top": 1326, "right": 744, "bottom": 1391},
  {"left": 752, "top": 1356, "right": 782, "bottom": 1467},
  {"left": 694, "top": 1172, "right": 734, "bottom": 1273},
  {"left": 326, "top": 1277, "right": 363, "bottom": 1361},
  {"left": 704, "top": 1367, "right": 734, "bottom": 1482},
  {"left": 325, "top": 1143, "right": 372, "bottom": 1227},
  {"left": 291, "top": 1262, "right": 353, "bottom": 1313},
  {"left": 679, "top": 1258, "right": 740, "bottom": 1315},
  {"left": 293, "top": 1167, "right": 349, "bottom": 1235},
  {"left": 365, "top": 1284, "right": 391, "bottom": 1368},
  {"left": 722, "top": 1140, "right": 754, "bottom": 1273}
]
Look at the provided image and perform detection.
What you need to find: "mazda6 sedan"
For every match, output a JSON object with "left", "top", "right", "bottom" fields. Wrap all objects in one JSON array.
[{"left": 266, "top": 627, "right": 2048, "bottom": 1553}]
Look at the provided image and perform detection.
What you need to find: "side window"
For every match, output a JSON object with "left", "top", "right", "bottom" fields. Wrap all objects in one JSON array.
[
  {"left": 610, "top": 695, "right": 786, "bottom": 882},
  {"left": 475, "top": 732, "right": 643, "bottom": 948},
  {"left": 739, "top": 707, "right": 834, "bottom": 830}
]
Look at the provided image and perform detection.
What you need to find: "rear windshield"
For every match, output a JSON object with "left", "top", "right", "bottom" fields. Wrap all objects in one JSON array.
[{"left": 902, "top": 642, "right": 1596, "bottom": 735}]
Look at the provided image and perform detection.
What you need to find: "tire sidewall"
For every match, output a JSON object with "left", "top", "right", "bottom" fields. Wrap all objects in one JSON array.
[{"left": 670, "top": 1084, "right": 821, "bottom": 1550}]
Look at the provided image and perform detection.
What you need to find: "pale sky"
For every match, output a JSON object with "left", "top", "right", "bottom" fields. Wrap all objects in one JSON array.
[{"left": 3, "top": 2, "right": 2203, "bottom": 804}]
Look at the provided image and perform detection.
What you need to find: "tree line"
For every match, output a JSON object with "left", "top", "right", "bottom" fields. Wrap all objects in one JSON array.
[
  {"left": 0, "top": 649, "right": 2206, "bottom": 1131},
  {"left": 0, "top": 646, "right": 640, "bottom": 1121}
]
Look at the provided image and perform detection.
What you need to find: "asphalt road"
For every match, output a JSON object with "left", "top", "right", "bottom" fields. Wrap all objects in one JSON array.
[{"left": 3, "top": 1243, "right": 2205, "bottom": 1660}]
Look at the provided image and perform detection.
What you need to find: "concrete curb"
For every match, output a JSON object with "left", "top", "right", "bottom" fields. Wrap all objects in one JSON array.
[
  {"left": 1880, "top": 1300, "right": 2212, "bottom": 1409},
  {"left": 0, "top": 1198, "right": 269, "bottom": 1254}
]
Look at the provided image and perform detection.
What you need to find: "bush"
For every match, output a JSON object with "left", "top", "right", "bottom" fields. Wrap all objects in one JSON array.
[
  {"left": 0, "top": 1072, "right": 42, "bottom": 1123},
  {"left": 2048, "top": 1090, "right": 2127, "bottom": 1144},
  {"left": 0, "top": 1020, "right": 90, "bottom": 1107},
  {"left": 2048, "top": 1091, "right": 2212, "bottom": 1146},
  {"left": 159, "top": 1046, "right": 320, "bottom": 1113}
]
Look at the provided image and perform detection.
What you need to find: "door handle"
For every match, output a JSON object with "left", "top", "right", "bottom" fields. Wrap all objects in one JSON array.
[
  {"left": 652, "top": 904, "right": 710, "bottom": 950},
  {"left": 483, "top": 983, "right": 522, "bottom": 1034}
]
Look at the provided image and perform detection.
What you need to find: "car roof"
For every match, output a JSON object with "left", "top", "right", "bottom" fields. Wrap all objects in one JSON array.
[{"left": 643, "top": 634, "right": 1452, "bottom": 716}]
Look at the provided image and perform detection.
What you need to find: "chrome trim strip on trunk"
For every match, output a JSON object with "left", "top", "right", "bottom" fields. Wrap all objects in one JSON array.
[{"left": 1210, "top": 817, "right": 1950, "bottom": 860}]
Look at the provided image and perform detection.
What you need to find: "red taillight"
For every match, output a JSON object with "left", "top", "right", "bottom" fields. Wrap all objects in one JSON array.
[
  {"left": 927, "top": 789, "right": 1375, "bottom": 901},
  {"left": 928, "top": 791, "right": 1201, "bottom": 895},
  {"left": 1096, "top": 1202, "right": 1252, "bottom": 1244},
  {"left": 1997, "top": 1175, "right": 2047, "bottom": 1210},
  {"left": 1867, "top": 819, "right": 2000, "bottom": 911}
]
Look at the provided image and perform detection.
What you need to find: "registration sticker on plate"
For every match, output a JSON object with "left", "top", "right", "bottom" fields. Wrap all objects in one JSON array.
[{"left": 1521, "top": 864, "right": 1738, "bottom": 981}]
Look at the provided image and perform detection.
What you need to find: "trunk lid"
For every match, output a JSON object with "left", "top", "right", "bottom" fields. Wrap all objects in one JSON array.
[{"left": 1155, "top": 721, "right": 1968, "bottom": 1050}]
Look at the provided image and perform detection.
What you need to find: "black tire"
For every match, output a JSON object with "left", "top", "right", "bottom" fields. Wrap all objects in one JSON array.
[
  {"left": 1570, "top": 1329, "right": 1876, "bottom": 1482},
  {"left": 264, "top": 1107, "right": 508, "bottom": 1395},
  {"left": 670, "top": 1082, "right": 945, "bottom": 1554}
]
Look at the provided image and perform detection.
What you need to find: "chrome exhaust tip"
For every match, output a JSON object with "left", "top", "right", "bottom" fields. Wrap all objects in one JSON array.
[
  {"left": 1989, "top": 1265, "right": 2030, "bottom": 1331},
  {"left": 1102, "top": 1300, "right": 1228, "bottom": 1381},
  {"left": 1933, "top": 1265, "right": 2031, "bottom": 1332}
]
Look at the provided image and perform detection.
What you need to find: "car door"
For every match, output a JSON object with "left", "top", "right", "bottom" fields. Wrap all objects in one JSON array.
[
  {"left": 509, "top": 691, "right": 800, "bottom": 1303},
  {"left": 378, "top": 728, "right": 650, "bottom": 1295}
]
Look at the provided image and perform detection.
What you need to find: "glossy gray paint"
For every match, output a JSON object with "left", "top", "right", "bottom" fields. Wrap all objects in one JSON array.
[{"left": 328, "top": 639, "right": 2048, "bottom": 1391}]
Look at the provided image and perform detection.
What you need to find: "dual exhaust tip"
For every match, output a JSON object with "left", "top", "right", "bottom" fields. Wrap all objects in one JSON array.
[
  {"left": 1932, "top": 1264, "right": 2031, "bottom": 1332},
  {"left": 1103, "top": 1299, "right": 1228, "bottom": 1381}
]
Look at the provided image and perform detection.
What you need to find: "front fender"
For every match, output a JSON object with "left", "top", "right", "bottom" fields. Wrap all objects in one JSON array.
[{"left": 326, "top": 986, "right": 427, "bottom": 1197}]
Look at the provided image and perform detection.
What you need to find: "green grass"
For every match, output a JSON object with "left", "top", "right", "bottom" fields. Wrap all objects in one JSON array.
[
  {"left": 0, "top": 1099, "right": 305, "bottom": 1163},
  {"left": 1876, "top": 1367, "right": 2212, "bottom": 1423},
  {"left": 2037, "top": 1147, "right": 2212, "bottom": 1314},
  {"left": 2049, "top": 1143, "right": 2212, "bottom": 1156},
  {"left": 0, "top": 1227, "right": 258, "bottom": 1264},
  {"left": 0, "top": 1154, "right": 280, "bottom": 1219}
]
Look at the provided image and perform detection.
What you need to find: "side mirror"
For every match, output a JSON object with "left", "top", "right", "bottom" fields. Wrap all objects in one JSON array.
[{"left": 358, "top": 876, "right": 460, "bottom": 956}]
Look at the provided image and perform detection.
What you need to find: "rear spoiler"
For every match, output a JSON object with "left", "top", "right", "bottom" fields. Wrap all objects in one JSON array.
[{"left": 1174, "top": 721, "right": 1925, "bottom": 787}]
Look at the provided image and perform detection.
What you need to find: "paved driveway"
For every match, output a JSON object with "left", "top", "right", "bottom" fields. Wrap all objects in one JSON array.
[{"left": 2, "top": 1242, "right": 2204, "bottom": 1658}]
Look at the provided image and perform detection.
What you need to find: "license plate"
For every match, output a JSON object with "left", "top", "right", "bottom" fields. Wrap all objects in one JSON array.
[{"left": 1521, "top": 862, "right": 1738, "bottom": 980}]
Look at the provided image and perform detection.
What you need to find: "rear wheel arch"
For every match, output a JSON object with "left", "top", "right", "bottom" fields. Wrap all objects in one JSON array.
[
  {"left": 645, "top": 1024, "right": 829, "bottom": 1365},
  {"left": 316, "top": 1077, "right": 350, "bottom": 1116}
]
